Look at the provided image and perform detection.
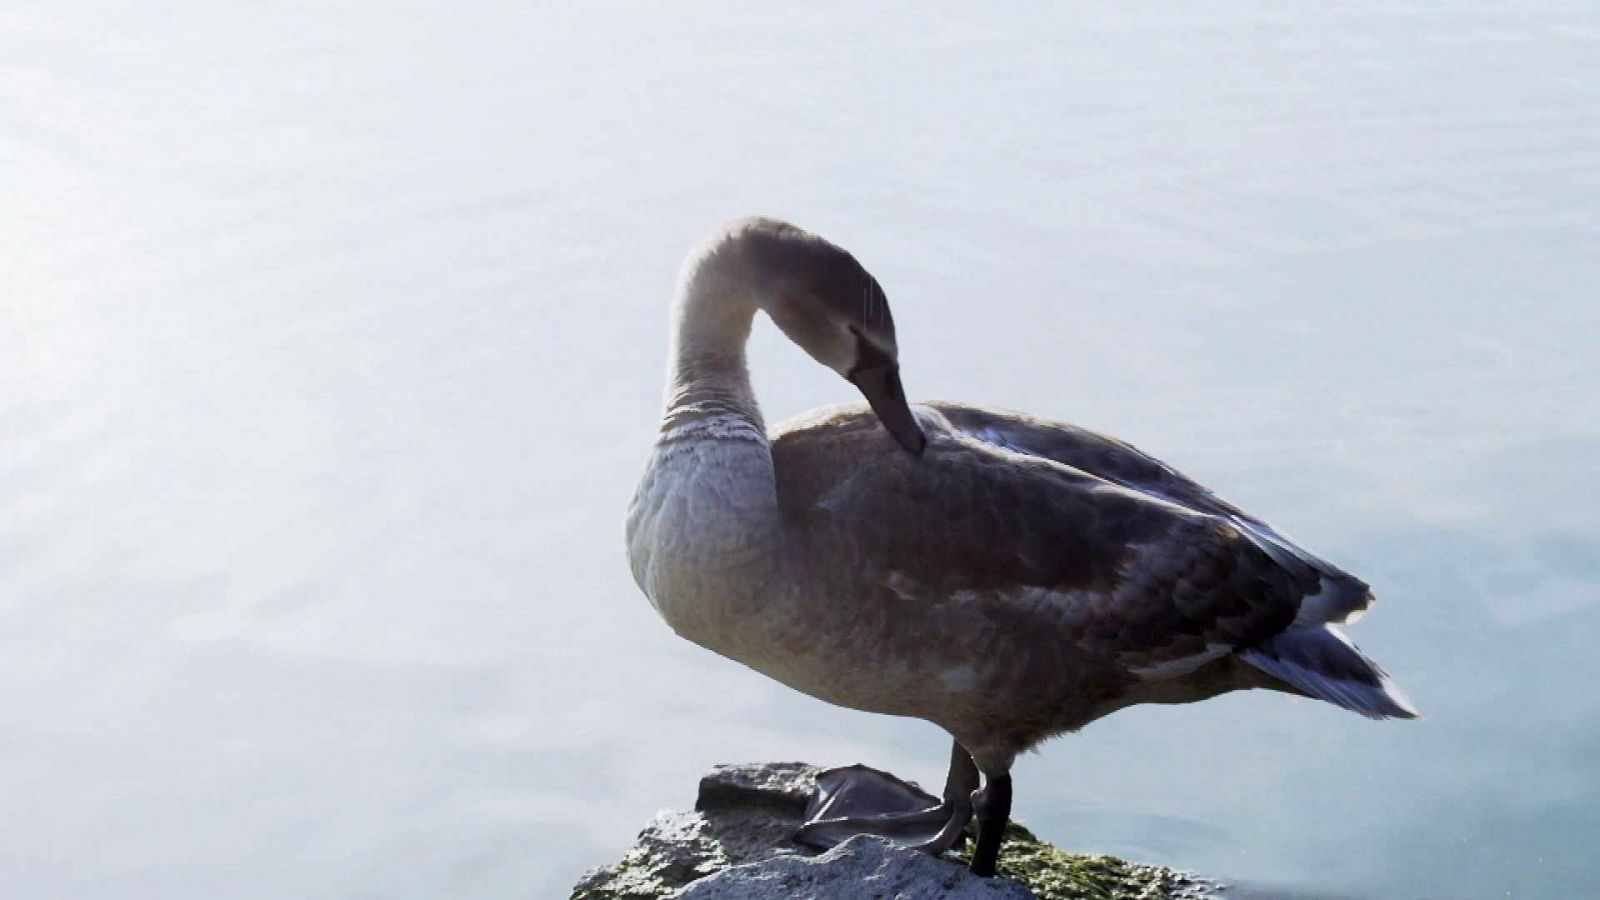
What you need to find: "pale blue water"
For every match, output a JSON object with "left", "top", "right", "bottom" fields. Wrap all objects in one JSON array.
[{"left": 2, "top": 3, "right": 1596, "bottom": 898}]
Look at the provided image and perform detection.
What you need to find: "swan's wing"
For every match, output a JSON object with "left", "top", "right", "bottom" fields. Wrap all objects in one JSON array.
[
  {"left": 770, "top": 405, "right": 1312, "bottom": 678},
  {"left": 925, "top": 402, "right": 1375, "bottom": 628}
]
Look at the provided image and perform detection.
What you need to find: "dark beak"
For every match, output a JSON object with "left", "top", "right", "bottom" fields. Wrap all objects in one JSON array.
[{"left": 848, "top": 362, "right": 927, "bottom": 457}]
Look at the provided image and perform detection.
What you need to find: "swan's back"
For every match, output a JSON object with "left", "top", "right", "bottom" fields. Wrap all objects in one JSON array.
[{"left": 922, "top": 402, "right": 1378, "bottom": 627}]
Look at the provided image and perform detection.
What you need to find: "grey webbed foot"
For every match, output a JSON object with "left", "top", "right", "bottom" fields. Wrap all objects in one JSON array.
[{"left": 792, "top": 740, "right": 979, "bottom": 858}]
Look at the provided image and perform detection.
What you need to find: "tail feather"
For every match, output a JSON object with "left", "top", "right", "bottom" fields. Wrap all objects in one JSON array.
[{"left": 1242, "top": 626, "right": 1419, "bottom": 720}]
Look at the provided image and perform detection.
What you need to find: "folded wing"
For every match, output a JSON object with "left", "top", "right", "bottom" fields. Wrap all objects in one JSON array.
[{"left": 770, "top": 403, "right": 1415, "bottom": 720}]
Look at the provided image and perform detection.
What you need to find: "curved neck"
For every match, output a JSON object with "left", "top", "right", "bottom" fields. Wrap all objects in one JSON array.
[
  {"left": 660, "top": 279, "right": 765, "bottom": 443},
  {"left": 635, "top": 277, "right": 779, "bottom": 596}
]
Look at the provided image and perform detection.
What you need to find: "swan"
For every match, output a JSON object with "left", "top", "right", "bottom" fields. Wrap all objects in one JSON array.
[{"left": 625, "top": 217, "right": 1417, "bottom": 877}]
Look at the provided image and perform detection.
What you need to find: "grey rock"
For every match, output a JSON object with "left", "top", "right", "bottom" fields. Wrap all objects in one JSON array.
[
  {"left": 670, "top": 834, "right": 1033, "bottom": 899},
  {"left": 570, "top": 762, "right": 1222, "bottom": 900},
  {"left": 570, "top": 763, "right": 827, "bottom": 900},
  {"left": 694, "top": 761, "right": 821, "bottom": 814}
]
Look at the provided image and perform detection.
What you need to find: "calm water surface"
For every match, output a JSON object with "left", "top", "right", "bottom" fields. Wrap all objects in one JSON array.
[{"left": 3, "top": 3, "right": 1597, "bottom": 898}]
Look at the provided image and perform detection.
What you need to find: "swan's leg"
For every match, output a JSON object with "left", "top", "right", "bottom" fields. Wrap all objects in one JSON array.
[
  {"left": 793, "top": 739, "right": 978, "bottom": 855},
  {"left": 967, "top": 770, "right": 1013, "bottom": 877},
  {"left": 910, "top": 739, "right": 979, "bottom": 855}
]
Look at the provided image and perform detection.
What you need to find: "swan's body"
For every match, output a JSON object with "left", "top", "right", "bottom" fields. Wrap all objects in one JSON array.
[{"left": 626, "top": 218, "right": 1416, "bottom": 876}]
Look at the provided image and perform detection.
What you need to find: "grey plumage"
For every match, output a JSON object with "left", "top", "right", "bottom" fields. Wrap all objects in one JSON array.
[{"left": 766, "top": 402, "right": 1415, "bottom": 765}]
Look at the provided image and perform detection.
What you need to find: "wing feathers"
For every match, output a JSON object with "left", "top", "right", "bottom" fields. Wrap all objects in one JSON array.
[
  {"left": 771, "top": 402, "right": 1415, "bottom": 721},
  {"left": 1242, "top": 626, "right": 1419, "bottom": 719}
]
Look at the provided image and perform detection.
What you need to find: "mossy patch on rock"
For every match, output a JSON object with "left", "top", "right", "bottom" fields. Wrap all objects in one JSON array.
[{"left": 952, "top": 823, "right": 1211, "bottom": 900}]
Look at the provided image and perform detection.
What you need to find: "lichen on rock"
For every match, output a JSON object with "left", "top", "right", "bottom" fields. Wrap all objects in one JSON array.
[
  {"left": 570, "top": 762, "right": 1220, "bottom": 900},
  {"left": 951, "top": 823, "right": 1215, "bottom": 900}
]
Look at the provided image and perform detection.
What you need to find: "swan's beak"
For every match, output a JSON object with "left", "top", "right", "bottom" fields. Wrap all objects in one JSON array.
[{"left": 848, "top": 362, "right": 927, "bottom": 457}]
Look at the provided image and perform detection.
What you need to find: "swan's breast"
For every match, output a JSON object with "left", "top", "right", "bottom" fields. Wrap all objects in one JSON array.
[{"left": 626, "top": 432, "right": 778, "bottom": 648}]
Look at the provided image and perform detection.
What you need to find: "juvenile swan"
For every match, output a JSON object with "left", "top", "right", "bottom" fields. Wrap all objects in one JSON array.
[{"left": 626, "top": 218, "right": 1417, "bottom": 877}]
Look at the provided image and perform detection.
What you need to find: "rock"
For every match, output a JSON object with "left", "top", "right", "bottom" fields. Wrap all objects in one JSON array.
[
  {"left": 674, "top": 834, "right": 1033, "bottom": 900},
  {"left": 570, "top": 762, "right": 1222, "bottom": 900},
  {"left": 569, "top": 763, "right": 825, "bottom": 900}
]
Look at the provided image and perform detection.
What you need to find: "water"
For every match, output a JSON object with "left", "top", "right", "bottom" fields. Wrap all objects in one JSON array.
[{"left": 3, "top": 3, "right": 1596, "bottom": 897}]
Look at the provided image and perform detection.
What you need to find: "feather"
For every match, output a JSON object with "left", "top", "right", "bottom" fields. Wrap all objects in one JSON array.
[{"left": 1242, "top": 626, "right": 1420, "bottom": 720}]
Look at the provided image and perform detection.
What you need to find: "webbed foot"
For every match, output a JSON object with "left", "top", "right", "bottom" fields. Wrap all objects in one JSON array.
[{"left": 793, "top": 740, "right": 979, "bottom": 858}]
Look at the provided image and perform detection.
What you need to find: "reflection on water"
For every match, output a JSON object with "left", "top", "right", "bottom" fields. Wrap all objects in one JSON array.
[{"left": 3, "top": 3, "right": 1596, "bottom": 898}]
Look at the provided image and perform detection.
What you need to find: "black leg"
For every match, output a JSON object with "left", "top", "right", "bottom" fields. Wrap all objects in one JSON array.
[
  {"left": 909, "top": 739, "right": 979, "bottom": 856},
  {"left": 939, "top": 740, "right": 980, "bottom": 810},
  {"left": 968, "top": 772, "right": 1012, "bottom": 878}
]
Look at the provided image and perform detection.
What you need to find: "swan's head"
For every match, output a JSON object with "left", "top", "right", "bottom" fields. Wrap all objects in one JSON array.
[{"left": 706, "top": 217, "right": 925, "bottom": 456}]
